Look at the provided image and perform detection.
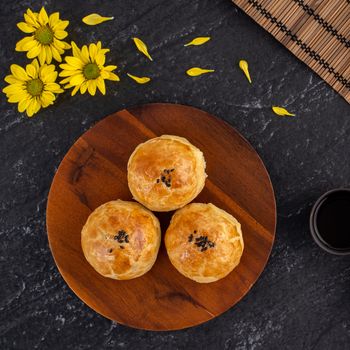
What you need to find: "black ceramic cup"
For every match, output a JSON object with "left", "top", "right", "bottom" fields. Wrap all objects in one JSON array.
[{"left": 310, "top": 188, "right": 350, "bottom": 255}]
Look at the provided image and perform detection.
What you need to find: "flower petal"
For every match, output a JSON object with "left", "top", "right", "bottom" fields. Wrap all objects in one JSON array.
[
  {"left": 45, "top": 46, "right": 52, "bottom": 64},
  {"left": 8, "top": 90, "right": 30, "bottom": 103},
  {"left": 24, "top": 13, "right": 39, "bottom": 27},
  {"left": 54, "top": 30, "right": 68, "bottom": 40},
  {"left": 69, "top": 74, "right": 85, "bottom": 86},
  {"left": 41, "top": 71, "right": 58, "bottom": 83},
  {"left": 71, "top": 42, "right": 82, "bottom": 59},
  {"left": 26, "top": 9, "right": 38, "bottom": 23},
  {"left": 71, "top": 85, "right": 80, "bottom": 96},
  {"left": 127, "top": 73, "right": 150, "bottom": 84},
  {"left": 80, "top": 81, "right": 88, "bottom": 94},
  {"left": 186, "top": 67, "right": 215, "bottom": 76},
  {"left": 53, "top": 38, "right": 65, "bottom": 50},
  {"left": 184, "top": 37, "right": 211, "bottom": 46},
  {"left": 132, "top": 37, "right": 153, "bottom": 61},
  {"left": 59, "top": 70, "right": 80, "bottom": 77},
  {"left": 26, "top": 97, "right": 41, "bottom": 117},
  {"left": 66, "top": 56, "right": 84, "bottom": 69},
  {"left": 18, "top": 98, "right": 31, "bottom": 113},
  {"left": 4, "top": 75, "right": 21, "bottom": 84},
  {"left": 27, "top": 44, "right": 41, "bottom": 59},
  {"left": 38, "top": 7, "right": 49, "bottom": 25},
  {"left": 107, "top": 72, "right": 120, "bottom": 81},
  {"left": 95, "top": 53, "right": 105, "bottom": 66},
  {"left": 3, "top": 83, "right": 26, "bottom": 95},
  {"left": 87, "top": 80, "right": 96, "bottom": 95},
  {"left": 100, "top": 70, "right": 109, "bottom": 79},
  {"left": 15, "top": 36, "right": 34, "bottom": 51},
  {"left": 17, "top": 22, "right": 36, "bottom": 33},
  {"left": 59, "top": 63, "right": 77, "bottom": 71},
  {"left": 104, "top": 65, "right": 117, "bottom": 71},
  {"left": 53, "top": 20, "right": 69, "bottom": 31},
  {"left": 89, "top": 43, "right": 97, "bottom": 61},
  {"left": 82, "top": 14, "right": 114, "bottom": 26},
  {"left": 26, "top": 98, "right": 36, "bottom": 117},
  {"left": 26, "top": 63, "right": 38, "bottom": 78},
  {"left": 60, "top": 77, "right": 73, "bottom": 85},
  {"left": 32, "top": 59, "right": 40, "bottom": 71},
  {"left": 51, "top": 45, "right": 62, "bottom": 62},
  {"left": 96, "top": 77, "right": 106, "bottom": 95},
  {"left": 10, "top": 64, "right": 29, "bottom": 81},
  {"left": 33, "top": 97, "right": 42, "bottom": 114},
  {"left": 81, "top": 45, "right": 90, "bottom": 63},
  {"left": 62, "top": 41, "right": 71, "bottom": 50},
  {"left": 40, "top": 91, "right": 55, "bottom": 107},
  {"left": 49, "top": 12, "right": 60, "bottom": 27},
  {"left": 38, "top": 46, "right": 46, "bottom": 65},
  {"left": 272, "top": 106, "right": 295, "bottom": 117},
  {"left": 239, "top": 60, "right": 252, "bottom": 84},
  {"left": 44, "top": 83, "right": 63, "bottom": 93},
  {"left": 22, "top": 40, "right": 38, "bottom": 51}
]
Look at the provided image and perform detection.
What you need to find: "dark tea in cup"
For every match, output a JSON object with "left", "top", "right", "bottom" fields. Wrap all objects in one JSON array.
[{"left": 310, "top": 188, "right": 350, "bottom": 255}]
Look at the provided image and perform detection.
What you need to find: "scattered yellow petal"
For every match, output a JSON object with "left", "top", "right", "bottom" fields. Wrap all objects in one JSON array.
[
  {"left": 186, "top": 67, "right": 215, "bottom": 76},
  {"left": 127, "top": 73, "right": 151, "bottom": 84},
  {"left": 272, "top": 106, "right": 295, "bottom": 117},
  {"left": 239, "top": 60, "right": 252, "bottom": 83},
  {"left": 82, "top": 13, "right": 114, "bottom": 26},
  {"left": 184, "top": 37, "right": 211, "bottom": 46},
  {"left": 132, "top": 37, "right": 153, "bottom": 61}
]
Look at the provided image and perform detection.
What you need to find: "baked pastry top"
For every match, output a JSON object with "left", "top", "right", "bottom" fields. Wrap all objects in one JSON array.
[
  {"left": 127, "top": 135, "right": 207, "bottom": 212},
  {"left": 81, "top": 200, "right": 161, "bottom": 280},
  {"left": 165, "top": 203, "right": 244, "bottom": 283}
]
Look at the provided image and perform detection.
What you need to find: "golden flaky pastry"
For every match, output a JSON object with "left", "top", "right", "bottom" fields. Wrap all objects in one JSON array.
[
  {"left": 127, "top": 135, "right": 207, "bottom": 212},
  {"left": 81, "top": 200, "right": 161, "bottom": 280},
  {"left": 165, "top": 203, "right": 244, "bottom": 283}
]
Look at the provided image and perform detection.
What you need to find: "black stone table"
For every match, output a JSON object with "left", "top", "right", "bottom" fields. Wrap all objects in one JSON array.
[{"left": 1, "top": 0, "right": 349, "bottom": 349}]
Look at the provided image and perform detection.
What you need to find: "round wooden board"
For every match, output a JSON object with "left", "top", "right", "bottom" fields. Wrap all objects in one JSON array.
[{"left": 46, "top": 103, "right": 276, "bottom": 331}]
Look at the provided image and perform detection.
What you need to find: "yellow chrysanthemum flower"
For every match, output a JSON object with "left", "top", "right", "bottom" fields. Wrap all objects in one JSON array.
[
  {"left": 59, "top": 41, "right": 119, "bottom": 96},
  {"left": 3, "top": 59, "right": 63, "bottom": 117},
  {"left": 15, "top": 7, "right": 70, "bottom": 65}
]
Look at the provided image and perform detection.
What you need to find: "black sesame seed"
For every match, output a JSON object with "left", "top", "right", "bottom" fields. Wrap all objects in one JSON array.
[
  {"left": 161, "top": 176, "right": 166, "bottom": 182},
  {"left": 120, "top": 245, "right": 124, "bottom": 249},
  {"left": 125, "top": 235, "right": 129, "bottom": 243},
  {"left": 156, "top": 179, "right": 160, "bottom": 183},
  {"left": 188, "top": 234, "right": 193, "bottom": 242},
  {"left": 194, "top": 230, "right": 197, "bottom": 233},
  {"left": 165, "top": 182, "right": 171, "bottom": 187},
  {"left": 170, "top": 168, "right": 175, "bottom": 172},
  {"left": 109, "top": 248, "right": 113, "bottom": 253},
  {"left": 201, "top": 247, "right": 208, "bottom": 252}
]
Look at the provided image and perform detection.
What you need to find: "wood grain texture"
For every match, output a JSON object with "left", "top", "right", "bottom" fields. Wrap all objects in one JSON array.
[
  {"left": 232, "top": 0, "right": 350, "bottom": 104},
  {"left": 46, "top": 103, "right": 276, "bottom": 331}
]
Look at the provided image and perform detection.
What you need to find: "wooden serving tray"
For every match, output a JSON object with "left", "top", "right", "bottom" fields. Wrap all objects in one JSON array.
[{"left": 46, "top": 103, "right": 276, "bottom": 330}]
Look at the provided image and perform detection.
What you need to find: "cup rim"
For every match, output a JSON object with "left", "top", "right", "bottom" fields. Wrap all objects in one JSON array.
[{"left": 309, "top": 188, "right": 350, "bottom": 256}]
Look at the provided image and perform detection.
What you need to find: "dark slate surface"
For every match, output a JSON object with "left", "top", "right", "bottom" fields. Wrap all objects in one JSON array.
[{"left": 0, "top": 0, "right": 349, "bottom": 349}]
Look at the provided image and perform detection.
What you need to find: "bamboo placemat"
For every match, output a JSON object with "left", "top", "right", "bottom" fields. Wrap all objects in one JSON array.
[{"left": 232, "top": 0, "right": 350, "bottom": 103}]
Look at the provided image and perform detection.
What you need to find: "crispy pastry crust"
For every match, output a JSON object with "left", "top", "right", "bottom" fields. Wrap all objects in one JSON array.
[
  {"left": 165, "top": 203, "right": 244, "bottom": 283},
  {"left": 81, "top": 200, "right": 161, "bottom": 280},
  {"left": 127, "top": 135, "right": 207, "bottom": 212}
]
